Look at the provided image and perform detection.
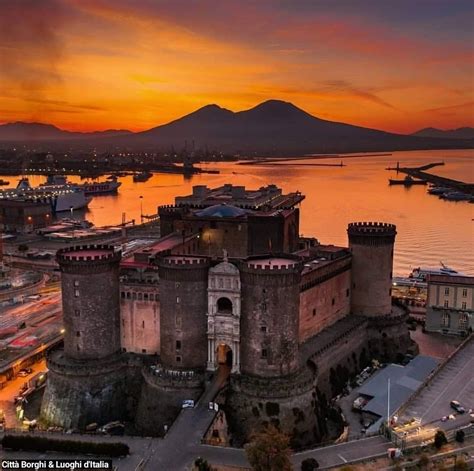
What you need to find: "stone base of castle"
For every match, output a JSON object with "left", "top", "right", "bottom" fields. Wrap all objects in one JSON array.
[
  {"left": 134, "top": 367, "right": 204, "bottom": 436},
  {"left": 225, "top": 369, "right": 319, "bottom": 448},
  {"left": 40, "top": 351, "right": 127, "bottom": 429}
]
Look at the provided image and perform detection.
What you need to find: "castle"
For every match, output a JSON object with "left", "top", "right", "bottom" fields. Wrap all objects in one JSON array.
[{"left": 41, "top": 184, "right": 413, "bottom": 446}]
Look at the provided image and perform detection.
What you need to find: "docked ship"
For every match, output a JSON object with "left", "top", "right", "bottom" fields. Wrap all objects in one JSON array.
[
  {"left": 392, "top": 262, "right": 464, "bottom": 288},
  {"left": 133, "top": 171, "right": 152, "bottom": 182},
  {"left": 389, "top": 175, "right": 427, "bottom": 186},
  {"left": 43, "top": 175, "right": 121, "bottom": 195},
  {"left": 0, "top": 178, "right": 92, "bottom": 213}
]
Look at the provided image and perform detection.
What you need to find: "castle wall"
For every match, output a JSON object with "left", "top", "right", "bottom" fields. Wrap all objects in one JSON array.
[
  {"left": 158, "top": 256, "right": 209, "bottom": 369},
  {"left": 196, "top": 220, "right": 249, "bottom": 258},
  {"left": 135, "top": 367, "right": 204, "bottom": 436},
  {"left": 299, "top": 259, "right": 351, "bottom": 342},
  {"left": 120, "top": 284, "right": 160, "bottom": 355}
]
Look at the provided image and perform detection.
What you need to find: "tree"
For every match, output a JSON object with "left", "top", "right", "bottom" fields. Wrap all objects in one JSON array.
[
  {"left": 194, "top": 457, "right": 213, "bottom": 471},
  {"left": 434, "top": 430, "right": 448, "bottom": 449},
  {"left": 455, "top": 429, "right": 465, "bottom": 443},
  {"left": 18, "top": 244, "right": 29, "bottom": 253},
  {"left": 454, "top": 456, "right": 469, "bottom": 471},
  {"left": 301, "top": 457, "right": 319, "bottom": 470},
  {"left": 418, "top": 453, "right": 430, "bottom": 468},
  {"left": 245, "top": 425, "right": 292, "bottom": 471}
]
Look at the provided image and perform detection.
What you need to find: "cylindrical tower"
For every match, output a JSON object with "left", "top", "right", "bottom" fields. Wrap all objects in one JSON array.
[
  {"left": 157, "top": 255, "right": 209, "bottom": 370},
  {"left": 41, "top": 245, "right": 127, "bottom": 429},
  {"left": 239, "top": 256, "right": 302, "bottom": 377},
  {"left": 347, "top": 222, "right": 396, "bottom": 317},
  {"left": 57, "top": 245, "right": 122, "bottom": 360}
]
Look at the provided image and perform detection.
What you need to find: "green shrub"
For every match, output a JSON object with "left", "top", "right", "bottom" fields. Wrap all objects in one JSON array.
[
  {"left": 1, "top": 434, "right": 129, "bottom": 457},
  {"left": 301, "top": 457, "right": 319, "bottom": 470},
  {"left": 434, "top": 430, "right": 447, "bottom": 449}
]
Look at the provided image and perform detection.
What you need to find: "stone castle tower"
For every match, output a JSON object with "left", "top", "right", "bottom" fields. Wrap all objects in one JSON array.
[
  {"left": 135, "top": 255, "right": 210, "bottom": 435},
  {"left": 348, "top": 222, "right": 397, "bottom": 317},
  {"left": 227, "top": 256, "right": 317, "bottom": 447},
  {"left": 41, "top": 245, "right": 127, "bottom": 429}
]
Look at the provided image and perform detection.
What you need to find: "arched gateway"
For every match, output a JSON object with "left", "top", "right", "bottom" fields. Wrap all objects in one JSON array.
[{"left": 206, "top": 260, "right": 241, "bottom": 373}]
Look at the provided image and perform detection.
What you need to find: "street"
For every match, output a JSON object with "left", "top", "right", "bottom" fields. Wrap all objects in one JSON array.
[{"left": 400, "top": 337, "right": 474, "bottom": 431}]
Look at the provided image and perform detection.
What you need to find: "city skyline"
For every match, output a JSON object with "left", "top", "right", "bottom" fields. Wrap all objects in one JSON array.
[{"left": 1, "top": 0, "right": 473, "bottom": 133}]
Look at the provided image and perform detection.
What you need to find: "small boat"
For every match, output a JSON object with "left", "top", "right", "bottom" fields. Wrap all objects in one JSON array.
[
  {"left": 440, "top": 191, "right": 471, "bottom": 201},
  {"left": 0, "top": 179, "right": 9, "bottom": 186},
  {"left": 428, "top": 186, "right": 451, "bottom": 195},
  {"left": 389, "top": 175, "right": 427, "bottom": 186},
  {"left": 133, "top": 171, "right": 152, "bottom": 182}
]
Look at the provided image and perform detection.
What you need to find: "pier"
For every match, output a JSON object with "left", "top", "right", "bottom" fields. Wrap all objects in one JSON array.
[{"left": 387, "top": 162, "right": 474, "bottom": 195}]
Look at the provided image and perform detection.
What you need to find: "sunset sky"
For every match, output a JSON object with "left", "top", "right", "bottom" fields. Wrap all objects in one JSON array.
[{"left": 1, "top": 0, "right": 473, "bottom": 133}]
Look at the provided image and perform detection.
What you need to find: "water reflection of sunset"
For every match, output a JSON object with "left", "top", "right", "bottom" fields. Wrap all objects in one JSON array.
[{"left": 6, "top": 149, "right": 473, "bottom": 276}]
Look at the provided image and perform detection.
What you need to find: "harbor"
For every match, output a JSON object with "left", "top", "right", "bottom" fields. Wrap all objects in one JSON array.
[{"left": 387, "top": 161, "right": 474, "bottom": 195}]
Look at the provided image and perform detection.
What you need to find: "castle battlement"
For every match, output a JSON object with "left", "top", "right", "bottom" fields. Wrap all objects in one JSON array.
[
  {"left": 57, "top": 244, "right": 121, "bottom": 263},
  {"left": 348, "top": 221, "right": 397, "bottom": 236},
  {"left": 242, "top": 255, "right": 303, "bottom": 274},
  {"left": 347, "top": 222, "right": 397, "bottom": 247},
  {"left": 158, "top": 256, "right": 209, "bottom": 267}
]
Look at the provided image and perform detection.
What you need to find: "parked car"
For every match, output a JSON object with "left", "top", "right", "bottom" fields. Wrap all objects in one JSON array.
[
  {"left": 450, "top": 400, "right": 466, "bottom": 414},
  {"left": 182, "top": 399, "right": 195, "bottom": 409},
  {"left": 98, "top": 421, "right": 125, "bottom": 436}
]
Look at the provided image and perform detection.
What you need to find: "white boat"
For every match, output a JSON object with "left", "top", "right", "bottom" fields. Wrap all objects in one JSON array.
[
  {"left": 410, "top": 263, "right": 464, "bottom": 281},
  {"left": 0, "top": 178, "right": 92, "bottom": 213},
  {"left": 43, "top": 175, "right": 121, "bottom": 195},
  {"left": 393, "top": 263, "right": 464, "bottom": 287}
]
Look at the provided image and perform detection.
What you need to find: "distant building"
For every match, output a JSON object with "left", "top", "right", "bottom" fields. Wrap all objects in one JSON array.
[
  {"left": 425, "top": 274, "right": 474, "bottom": 335},
  {"left": 0, "top": 198, "right": 52, "bottom": 233}
]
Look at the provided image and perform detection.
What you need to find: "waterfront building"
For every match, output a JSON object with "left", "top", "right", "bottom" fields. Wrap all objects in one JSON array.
[
  {"left": 425, "top": 274, "right": 474, "bottom": 335},
  {"left": 0, "top": 198, "right": 52, "bottom": 233}
]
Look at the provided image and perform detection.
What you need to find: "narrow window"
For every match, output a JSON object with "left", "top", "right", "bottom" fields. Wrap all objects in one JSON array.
[
  {"left": 176, "top": 356, "right": 182, "bottom": 363},
  {"left": 346, "top": 289, "right": 350, "bottom": 297},
  {"left": 176, "top": 296, "right": 180, "bottom": 304},
  {"left": 312, "top": 308, "right": 316, "bottom": 317},
  {"left": 445, "top": 287, "right": 449, "bottom": 296},
  {"left": 142, "top": 320, "right": 145, "bottom": 328},
  {"left": 74, "top": 280, "right": 79, "bottom": 287},
  {"left": 74, "top": 289, "right": 79, "bottom": 297},
  {"left": 444, "top": 300, "right": 449, "bottom": 308},
  {"left": 461, "top": 302, "right": 467, "bottom": 310},
  {"left": 442, "top": 312, "right": 450, "bottom": 327},
  {"left": 142, "top": 349, "right": 147, "bottom": 354},
  {"left": 175, "top": 316, "right": 182, "bottom": 328},
  {"left": 332, "top": 298, "right": 335, "bottom": 306},
  {"left": 75, "top": 309, "right": 80, "bottom": 316},
  {"left": 76, "top": 331, "right": 80, "bottom": 337},
  {"left": 462, "top": 288, "right": 468, "bottom": 297},
  {"left": 176, "top": 340, "right": 182, "bottom": 350},
  {"left": 260, "top": 326, "right": 267, "bottom": 333},
  {"left": 261, "top": 348, "right": 267, "bottom": 359}
]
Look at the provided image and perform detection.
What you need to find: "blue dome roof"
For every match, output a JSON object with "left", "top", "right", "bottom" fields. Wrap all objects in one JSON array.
[{"left": 195, "top": 204, "right": 247, "bottom": 218}]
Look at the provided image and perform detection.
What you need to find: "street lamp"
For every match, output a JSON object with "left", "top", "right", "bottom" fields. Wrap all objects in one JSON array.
[{"left": 139, "top": 196, "right": 143, "bottom": 224}]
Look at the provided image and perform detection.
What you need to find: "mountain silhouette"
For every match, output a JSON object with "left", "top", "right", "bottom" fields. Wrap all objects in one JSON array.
[
  {"left": 0, "top": 122, "right": 131, "bottom": 141},
  {"left": 1, "top": 101, "right": 472, "bottom": 154},
  {"left": 128, "top": 100, "right": 472, "bottom": 154},
  {"left": 411, "top": 127, "right": 474, "bottom": 140}
]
